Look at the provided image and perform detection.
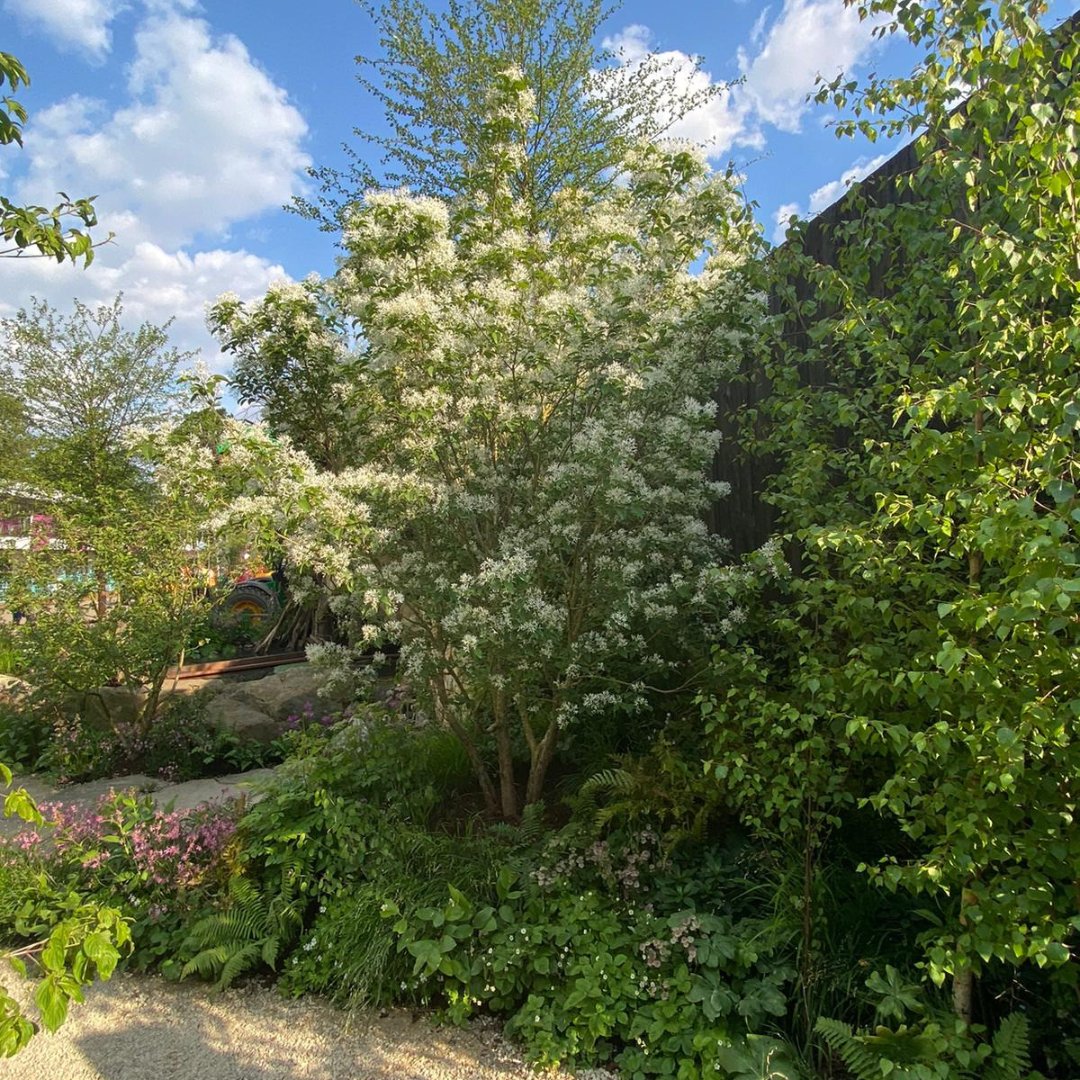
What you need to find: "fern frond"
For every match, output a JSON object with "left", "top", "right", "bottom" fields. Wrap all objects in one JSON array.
[
  {"left": 181, "top": 946, "right": 231, "bottom": 981},
  {"left": 987, "top": 1014, "right": 1031, "bottom": 1080},
  {"left": 580, "top": 768, "right": 636, "bottom": 798},
  {"left": 261, "top": 937, "right": 280, "bottom": 970},
  {"left": 218, "top": 942, "right": 261, "bottom": 989},
  {"left": 815, "top": 1018, "right": 884, "bottom": 1080},
  {"left": 228, "top": 877, "right": 267, "bottom": 917},
  {"left": 517, "top": 801, "right": 546, "bottom": 846},
  {"left": 179, "top": 875, "right": 298, "bottom": 989},
  {"left": 577, "top": 767, "right": 642, "bottom": 831}
]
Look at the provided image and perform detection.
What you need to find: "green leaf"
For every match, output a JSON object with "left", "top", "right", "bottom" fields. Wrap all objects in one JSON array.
[
  {"left": 1044, "top": 941, "right": 1070, "bottom": 964},
  {"left": 407, "top": 939, "right": 442, "bottom": 975},
  {"left": 34, "top": 979, "right": 69, "bottom": 1034}
]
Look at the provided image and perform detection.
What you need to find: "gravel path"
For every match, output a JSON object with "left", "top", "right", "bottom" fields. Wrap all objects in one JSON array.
[{"left": 5, "top": 973, "right": 583, "bottom": 1080}]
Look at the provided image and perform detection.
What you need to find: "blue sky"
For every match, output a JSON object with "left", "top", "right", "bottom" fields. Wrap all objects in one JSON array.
[{"left": 0, "top": 0, "right": 1073, "bottom": 372}]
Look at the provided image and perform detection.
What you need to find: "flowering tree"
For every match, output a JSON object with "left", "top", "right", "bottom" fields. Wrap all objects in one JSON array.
[{"left": 214, "top": 71, "right": 761, "bottom": 819}]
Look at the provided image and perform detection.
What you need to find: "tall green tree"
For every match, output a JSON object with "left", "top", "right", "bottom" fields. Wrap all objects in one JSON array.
[
  {"left": 0, "top": 391, "right": 29, "bottom": 487},
  {"left": 733, "top": 0, "right": 1080, "bottom": 1031},
  {"left": 0, "top": 51, "right": 104, "bottom": 264},
  {"left": 9, "top": 434, "right": 238, "bottom": 741},
  {"left": 295, "top": 0, "right": 726, "bottom": 230},
  {"left": 0, "top": 295, "right": 190, "bottom": 516}
]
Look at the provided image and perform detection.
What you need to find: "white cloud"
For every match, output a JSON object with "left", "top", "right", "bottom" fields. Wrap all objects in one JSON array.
[
  {"left": 0, "top": 243, "right": 294, "bottom": 374},
  {"left": 2, "top": 0, "right": 126, "bottom": 60},
  {"left": 771, "top": 152, "right": 890, "bottom": 244},
  {"left": 15, "top": 9, "right": 311, "bottom": 249},
  {"left": 771, "top": 201, "right": 801, "bottom": 245},
  {"left": 604, "top": 24, "right": 652, "bottom": 65},
  {"left": 599, "top": 27, "right": 755, "bottom": 159},
  {"left": 807, "top": 152, "right": 890, "bottom": 213},
  {"left": 0, "top": 4, "right": 311, "bottom": 372},
  {"left": 738, "top": 0, "right": 881, "bottom": 134},
  {"left": 600, "top": 1, "right": 883, "bottom": 159},
  {"left": 749, "top": 7, "right": 772, "bottom": 48}
]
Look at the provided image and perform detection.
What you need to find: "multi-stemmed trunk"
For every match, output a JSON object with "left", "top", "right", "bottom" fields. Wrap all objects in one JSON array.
[{"left": 432, "top": 672, "right": 560, "bottom": 822}]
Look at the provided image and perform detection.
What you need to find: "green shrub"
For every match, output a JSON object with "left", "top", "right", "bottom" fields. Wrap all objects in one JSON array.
[
  {"left": 281, "top": 826, "right": 503, "bottom": 1005},
  {"left": 752, "top": 0, "right": 1080, "bottom": 1027},
  {"left": 0, "top": 701, "right": 50, "bottom": 772},
  {"left": 384, "top": 829, "right": 801, "bottom": 1077},
  {"left": 33, "top": 692, "right": 285, "bottom": 785},
  {"left": 815, "top": 1012, "right": 1036, "bottom": 1080},
  {"left": 0, "top": 762, "right": 131, "bottom": 1057},
  {"left": 170, "top": 715, "right": 487, "bottom": 991}
]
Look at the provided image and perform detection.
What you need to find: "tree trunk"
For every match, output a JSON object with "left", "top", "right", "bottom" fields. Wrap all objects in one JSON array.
[
  {"left": 493, "top": 690, "right": 519, "bottom": 820},
  {"left": 433, "top": 676, "right": 499, "bottom": 814},
  {"left": 799, "top": 796, "right": 818, "bottom": 1040},
  {"left": 952, "top": 885, "right": 977, "bottom": 1024},
  {"left": 95, "top": 569, "right": 109, "bottom": 621},
  {"left": 141, "top": 673, "right": 166, "bottom": 737},
  {"left": 952, "top": 967, "right": 974, "bottom": 1025},
  {"left": 524, "top": 719, "right": 559, "bottom": 807}
]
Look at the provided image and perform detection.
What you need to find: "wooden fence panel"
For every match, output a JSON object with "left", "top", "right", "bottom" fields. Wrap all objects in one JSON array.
[{"left": 710, "top": 138, "right": 920, "bottom": 553}]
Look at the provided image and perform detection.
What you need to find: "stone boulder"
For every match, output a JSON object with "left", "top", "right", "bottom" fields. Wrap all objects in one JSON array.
[
  {"left": 234, "top": 665, "right": 348, "bottom": 723},
  {"left": 68, "top": 686, "right": 148, "bottom": 731},
  {"left": 202, "top": 665, "right": 351, "bottom": 744},
  {"left": 0, "top": 675, "right": 31, "bottom": 711},
  {"left": 203, "top": 697, "right": 284, "bottom": 745},
  {"left": 2, "top": 679, "right": 149, "bottom": 731}
]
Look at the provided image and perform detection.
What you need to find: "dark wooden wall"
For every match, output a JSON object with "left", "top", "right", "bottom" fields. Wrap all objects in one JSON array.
[
  {"left": 712, "top": 10, "right": 1080, "bottom": 553},
  {"left": 709, "top": 137, "right": 920, "bottom": 554}
]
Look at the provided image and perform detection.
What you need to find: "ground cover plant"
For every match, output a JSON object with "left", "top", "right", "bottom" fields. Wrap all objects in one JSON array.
[
  {"left": 0, "top": 680, "right": 286, "bottom": 784},
  {"left": 0, "top": 782, "right": 242, "bottom": 976},
  {"left": 382, "top": 826, "right": 801, "bottom": 1077}
]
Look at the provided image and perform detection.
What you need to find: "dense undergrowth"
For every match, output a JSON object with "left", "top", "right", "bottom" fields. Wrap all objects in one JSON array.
[
  {"left": 0, "top": 687, "right": 285, "bottom": 785},
  {"left": 2, "top": 705, "right": 1076, "bottom": 1076}
]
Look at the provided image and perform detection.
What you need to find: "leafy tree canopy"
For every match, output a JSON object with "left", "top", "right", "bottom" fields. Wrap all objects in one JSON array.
[
  {"left": 0, "top": 295, "right": 192, "bottom": 515},
  {"left": 295, "top": 0, "right": 727, "bottom": 231},
  {"left": 728, "top": 0, "right": 1080, "bottom": 1025}
]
